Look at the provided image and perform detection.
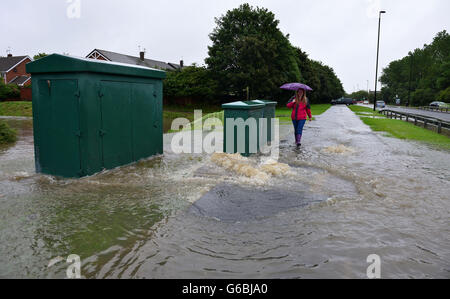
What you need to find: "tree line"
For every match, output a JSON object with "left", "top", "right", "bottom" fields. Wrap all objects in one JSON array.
[
  {"left": 164, "top": 3, "right": 345, "bottom": 105},
  {"left": 379, "top": 30, "right": 449, "bottom": 106}
]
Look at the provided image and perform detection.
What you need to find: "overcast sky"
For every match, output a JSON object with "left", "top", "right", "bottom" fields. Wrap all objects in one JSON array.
[{"left": 2, "top": 0, "right": 449, "bottom": 93}]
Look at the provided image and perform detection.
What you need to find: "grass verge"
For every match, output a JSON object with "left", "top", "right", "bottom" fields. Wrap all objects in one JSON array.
[
  {"left": 347, "top": 105, "right": 385, "bottom": 118},
  {"left": 348, "top": 105, "right": 450, "bottom": 151},
  {"left": 0, "top": 101, "right": 33, "bottom": 117},
  {"left": 276, "top": 104, "right": 331, "bottom": 123}
]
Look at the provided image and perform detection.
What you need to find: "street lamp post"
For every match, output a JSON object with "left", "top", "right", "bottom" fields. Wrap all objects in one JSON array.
[
  {"left": 408, "top": 52, "right": 414, "bottom": 107},
  {"left": 373, "top": 10, "right": 386, "bottom": 111}
]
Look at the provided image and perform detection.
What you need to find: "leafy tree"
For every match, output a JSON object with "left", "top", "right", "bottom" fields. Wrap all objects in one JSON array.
[
  {"left": 437, "top": 87, "right": 450, "bottom": 102},
  {"left": 33, "top": 53, "right": 48, "bottom": 60},
  {"left": 205, "top": 3, "right": 301, "bottom": 102},
  {"left": 348, "top": 90, "right": 370, "bottom": 101},
  {"left": 163, "top": 65, "right": 219, "bottom": 103},
  {"left": 380, "top": 30, "right": 450, "bottom": 106},
  {"left": 309, "top": 60, "right": 345, "bottom": 103}
]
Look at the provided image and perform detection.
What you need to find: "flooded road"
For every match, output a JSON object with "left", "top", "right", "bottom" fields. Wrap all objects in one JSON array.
[{"left": 0, "top": 105, "right": 449, "bottom": 279}]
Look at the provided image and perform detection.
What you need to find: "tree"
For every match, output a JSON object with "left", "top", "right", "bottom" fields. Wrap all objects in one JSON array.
[
  {"left": 348, "top": 90, "right": 370, "bottom": 101},
  {"left": 308, "top": 60, "right": 345, "bottom": 103},
  {"left": 163, "top": 65, "right": 219, "bottom": 103},
  {"left": 380, "top": 30, "right": 450, "bottom": 106},
  {"left": 205, "top": 3, "right": 301, "bottom": 102},
  {"left": 33, "top": 53, "right": 48, "bottom": 60}
]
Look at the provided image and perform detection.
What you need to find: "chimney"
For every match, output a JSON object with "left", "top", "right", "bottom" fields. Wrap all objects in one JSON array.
[
  {"left": 140, "top": 51, "right": 145, "bottom": 61},
  {"left": 180, "top": 60, "right": 184, "bottom": 68},
  {"left": 7, "top": 53, "right": 12, "bottom": 58}
]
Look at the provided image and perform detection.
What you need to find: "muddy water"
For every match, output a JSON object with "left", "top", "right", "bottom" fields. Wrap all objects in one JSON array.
[{"left": 0, "top": 106, "right": 449, "bottom": 279}]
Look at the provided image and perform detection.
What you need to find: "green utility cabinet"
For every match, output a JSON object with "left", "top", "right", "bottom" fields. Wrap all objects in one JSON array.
[
  {"left": 222, "top": 101, "right": 265, "bottom": 157},
  {"left": 252, "top": 100, "right": 277, "bottom": 143},
  {"left": 26, "top": 54, "right": 166, "bottom": 178}
]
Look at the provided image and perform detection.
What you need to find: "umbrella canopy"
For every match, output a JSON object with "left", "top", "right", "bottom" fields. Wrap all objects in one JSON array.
[{"left": 280, "top": 83, "right": 313, "bottom": 91}]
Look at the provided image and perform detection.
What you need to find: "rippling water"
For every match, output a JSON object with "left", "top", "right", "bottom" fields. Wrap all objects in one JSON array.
[{"left": 0, "top": 106, "right": 449, "bottom": 279}]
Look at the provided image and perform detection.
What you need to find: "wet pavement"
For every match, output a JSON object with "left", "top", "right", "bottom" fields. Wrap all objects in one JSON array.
[{"left": 0, "top": 105, "right": 449, "bottom": 278}]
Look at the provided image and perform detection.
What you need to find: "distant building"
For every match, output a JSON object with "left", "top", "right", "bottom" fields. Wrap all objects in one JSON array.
[
  {"left": 0, "top": 54, "right": 32, "bottom": 86},
  {"left": 86, "top": 49, "right": 183, "bottom": 71}
]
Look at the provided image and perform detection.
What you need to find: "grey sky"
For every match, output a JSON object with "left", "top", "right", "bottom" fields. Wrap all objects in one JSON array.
[{"left": 2, "top": 0, "right": 449, "bottom": 93}]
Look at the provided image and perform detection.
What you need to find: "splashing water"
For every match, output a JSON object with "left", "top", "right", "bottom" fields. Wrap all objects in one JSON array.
[
  {"left": 259, "top": 158, "right": 291, "bottom": 176},
  {"left": 323, "top": 144, "right": 355, "bottom": 154},
  {"left": 210, "top": 153, "right": 291, "bottom": 184}
]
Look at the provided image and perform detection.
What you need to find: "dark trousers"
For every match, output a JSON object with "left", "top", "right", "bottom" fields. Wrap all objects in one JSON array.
[{"left": 292, "top": 119, "right": 306, "bottom": 135}]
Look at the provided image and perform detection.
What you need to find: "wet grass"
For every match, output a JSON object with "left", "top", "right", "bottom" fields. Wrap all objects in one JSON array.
[
  {"left": 276, "top": 104, "right": 331, "bottom": 123},
  {"left": 348, "top": 105, "right": 385, "bottom": 117},
  {"left": 349, "top": 106, "right": 450, "bottom": 150},
  {"left": 164, "top": 104, "right": 221, "bottom": 114},
  {"left": 0, "top": 101, "right": 33, "bottom": 117}
]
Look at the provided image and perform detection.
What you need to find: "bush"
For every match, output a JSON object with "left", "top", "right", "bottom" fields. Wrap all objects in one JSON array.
[
  {"left": 411, "top": 88, "right": 436, "bottom": 106},
  {"left": 0, "top": 81, "right": 20, "bottom": 100},
  {"left": 437, "top": 87, "right": 450, "bottom": 103},
  {"left": 0, "top": 121, "right": 17, "bottom": 144}
]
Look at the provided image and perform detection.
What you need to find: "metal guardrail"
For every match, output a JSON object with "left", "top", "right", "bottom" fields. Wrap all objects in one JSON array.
[
  {"left": 379, "top": 109, "right": 450, "bottom": 134},
  {"left": 418, "top": 106, "right": 450, "bottom": 113}
]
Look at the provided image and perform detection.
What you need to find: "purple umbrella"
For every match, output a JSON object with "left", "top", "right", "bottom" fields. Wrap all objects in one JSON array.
[{"left": 280, "top": 83, "right": 313, "bottom": 91}]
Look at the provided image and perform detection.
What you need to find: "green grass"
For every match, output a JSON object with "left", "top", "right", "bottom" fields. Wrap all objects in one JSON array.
[
  {"left": 164, "top": 104, "right": 221, "bottom": 114},
  {"left": 276, "top": 104, "right": 331, "bottom": 123},
  {"left": 0, "top": 101, "right": 33, "bottom": 117},
  {"left": 0, "top": 121, "right": 17, "bottom": 145},
  {"left": 348, "top": 105, "right": 450, "bottom": 150},
  {"left": 348, "top": 105, "right": 385, "bottom": 117}
]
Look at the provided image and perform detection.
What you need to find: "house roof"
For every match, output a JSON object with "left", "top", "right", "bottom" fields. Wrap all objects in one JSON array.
[
  {"left": 9, "top": 75, "right": 31, "bottom": 85},
  {"left": 0, "top": 56, "right": 30, "bottom": 72},
  {"left": 87, "top": 49, "right": 181, "bottom": 71}
]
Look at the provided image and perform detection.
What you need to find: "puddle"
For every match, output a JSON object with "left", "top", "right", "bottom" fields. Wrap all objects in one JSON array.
[{"left": 189, "top": 183, "right": 326, "bottom": 222}]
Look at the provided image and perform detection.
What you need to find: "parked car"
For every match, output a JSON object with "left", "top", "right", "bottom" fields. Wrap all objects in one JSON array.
[
  {"left": 363, "top": 100, "right": 370, "bottom": 105},
  {"left": 429, "top": 101, "right": 449, "bottom": 108},
  {"left": 331, "top": 98, "right": 355, "bottom": 105},
  {"left": 376, "top": 101, "right": 386, "bottom": 108}
]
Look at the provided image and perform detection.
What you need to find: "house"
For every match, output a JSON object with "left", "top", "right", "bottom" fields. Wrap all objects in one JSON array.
[
  {"left": 0, "top": 54, "right": 32, "bottom": 86},
  {"left": 86, "top": 49, "right": 183, "bottom": 71}
]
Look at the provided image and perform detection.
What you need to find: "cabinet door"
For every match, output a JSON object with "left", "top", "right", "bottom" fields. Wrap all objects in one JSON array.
[
  {"left": 100, "top": 81, "right": 133, "bottom": 169},
  {"left": 131, "top": 83, "right": 161, "bottom": 160},
  {"left": 36, "top": 79, "right": 81, "bottom": 177}
]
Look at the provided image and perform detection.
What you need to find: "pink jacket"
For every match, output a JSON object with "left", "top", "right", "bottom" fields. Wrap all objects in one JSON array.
[{"left": 287, "top": 100, "right": 312, "bottom": 121}]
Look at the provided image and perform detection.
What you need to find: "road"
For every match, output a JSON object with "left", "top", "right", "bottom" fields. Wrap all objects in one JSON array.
[{"left": 358, "top": 104, "right": 450, "bottom": 122}]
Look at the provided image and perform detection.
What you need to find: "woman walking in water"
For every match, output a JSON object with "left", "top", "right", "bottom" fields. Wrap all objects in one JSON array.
[{"left": 286, "top": 88, "right": 312, "bottom": 148}]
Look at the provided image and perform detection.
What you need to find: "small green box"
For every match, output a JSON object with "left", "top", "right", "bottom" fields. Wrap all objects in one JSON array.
[
  {"left": 26, "top": 54, "right": 166, "bottom": 178},
  {"left": 222, "top": 101, "right": 265, "bottom": 157},
  {"left": 252, "top": 100, "right": 277, "bottom": 143}
]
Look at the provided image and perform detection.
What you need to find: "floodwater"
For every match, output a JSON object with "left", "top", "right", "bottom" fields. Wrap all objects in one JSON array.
[{"left": 0, "top": 105, "right": 449, "bottom": 279}]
